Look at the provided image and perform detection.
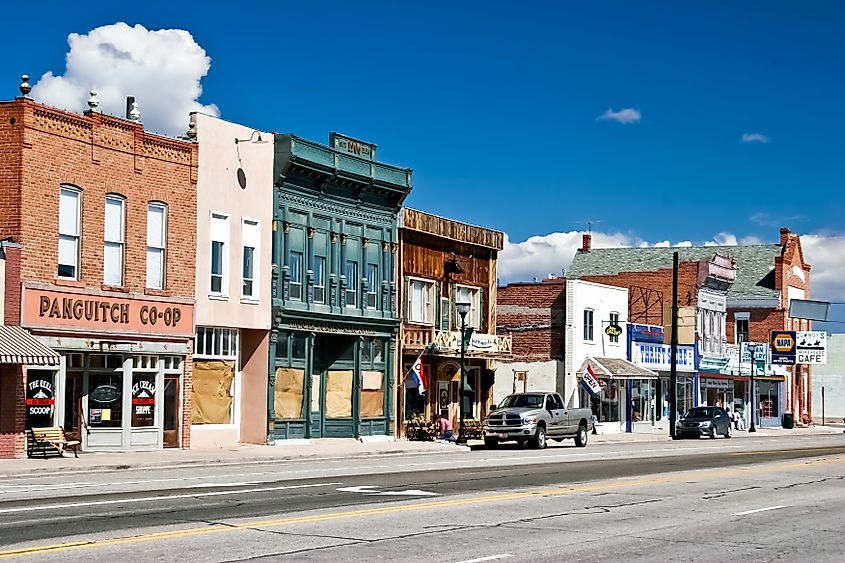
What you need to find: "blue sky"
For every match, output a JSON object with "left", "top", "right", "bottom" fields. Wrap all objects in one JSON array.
[{"left": 3, "top": 1, "right": 844, "bottom": 325}]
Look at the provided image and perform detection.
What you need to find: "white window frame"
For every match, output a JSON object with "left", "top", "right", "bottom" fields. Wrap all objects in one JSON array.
[
  {"left": 58, "top": 185, "right": 82, "bottom": 280},
  {"left": 583, "top": 308, "right": 595, "bottom": 341},
  {"left": 289, "top": 251, "right": 303, "bottom": 301},
  {"left": 103, "top": 194, "right": 125, "bottom": 286},
  {"left": 241, "top": 219, "right": 260, "bottom": 300},
  {"left": 210, "top": 212, "right": 230, "bottom": 297},
  {"left": 146, "top": 202, "right": 167, "bottom": 290},
  {"left": 313, "top": 255, "right": 326, "bottom": 304},
  {"left": 193, "top": 327, "right": 240, "bottom": 427},
  {"left": 455, "top": 284, "right": 481, "bottom": 329},
  {"left": 408, "top": 277, "right": 435, "bottom": 325},
  {"left": 366, "top": 263, "right": 378, "bottom": 309},
  {"left": 345, "top": 260, "right": 358, "bottom": 308}
]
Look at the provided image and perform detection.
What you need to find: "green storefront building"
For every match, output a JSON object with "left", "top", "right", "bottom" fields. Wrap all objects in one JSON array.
[{"left": 269, "top": 133, "right": 411, "bottom": 440}]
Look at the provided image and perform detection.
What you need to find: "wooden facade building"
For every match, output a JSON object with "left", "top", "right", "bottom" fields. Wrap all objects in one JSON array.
[{"left": 398, "top": 208, "right": 510, "bottom": 436}]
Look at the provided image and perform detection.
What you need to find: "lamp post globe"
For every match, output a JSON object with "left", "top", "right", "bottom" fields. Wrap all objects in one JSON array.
[{"left": 455, "top": 301, "right": 471, "bottom": 445}]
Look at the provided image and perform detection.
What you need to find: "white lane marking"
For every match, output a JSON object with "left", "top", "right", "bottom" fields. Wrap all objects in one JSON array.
[
  {"left": 0, "top": 482, "right": 342, "bottom": 514},
  {"left": 336, "top": 485, "right": 439, "bottom": 496},
  {"left": 190, "top": 482, "right": 257, "bottom": 488},
  {"left": 454, "top": 554, "right": 514, "bottom": 563},
  {"left": 734, "top": 505, "right": 787, "bottom": 516}
]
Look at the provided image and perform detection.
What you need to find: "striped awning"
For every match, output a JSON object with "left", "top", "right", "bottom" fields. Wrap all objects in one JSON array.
[{"left": 0, "top": 326, "right": 60, "bottom": 366}]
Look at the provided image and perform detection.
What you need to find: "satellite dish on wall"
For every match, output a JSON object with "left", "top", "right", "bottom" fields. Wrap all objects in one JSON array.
[{"left": 237, "top": 168, "right": 247, "bottom": 190}]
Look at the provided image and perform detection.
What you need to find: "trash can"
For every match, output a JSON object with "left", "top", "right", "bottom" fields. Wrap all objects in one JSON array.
[{"left": 782, "top": 412, "right": 794, "bottom": 429}]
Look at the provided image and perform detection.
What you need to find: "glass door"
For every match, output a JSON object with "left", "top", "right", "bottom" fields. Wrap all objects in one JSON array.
[{"left": 162, "top": 376, "right": 180, "bottom": 448}]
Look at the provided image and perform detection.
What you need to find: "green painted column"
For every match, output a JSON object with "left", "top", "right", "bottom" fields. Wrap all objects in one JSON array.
[{"left": 304, "top": 332, "right": 315, "bottom": 439}]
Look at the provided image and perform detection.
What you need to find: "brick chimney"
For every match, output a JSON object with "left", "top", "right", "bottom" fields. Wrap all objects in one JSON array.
[
  {"left": 779, "top": 227, "right": 790, "bottom": 246},
  {"left": 582, "top": 233, "right": 592, "bottom": 252}
]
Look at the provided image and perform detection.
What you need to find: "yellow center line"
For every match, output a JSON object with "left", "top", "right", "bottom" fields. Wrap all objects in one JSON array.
[{"left": 1, "top": 455, "right": 842, "bottom": 559}]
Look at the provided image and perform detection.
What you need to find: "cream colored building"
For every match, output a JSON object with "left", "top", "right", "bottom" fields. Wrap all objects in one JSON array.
[{"left": 190, "top": 113, "right": 274, "bottom": 448}]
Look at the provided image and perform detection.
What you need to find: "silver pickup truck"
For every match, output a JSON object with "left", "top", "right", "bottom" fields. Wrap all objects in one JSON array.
[{"left": 483, "top": 392, "right": 593, "bottom": 449}]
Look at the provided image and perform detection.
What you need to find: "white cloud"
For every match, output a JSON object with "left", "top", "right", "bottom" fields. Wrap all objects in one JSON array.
[
  {"left": 742, "top": 132, "right": 770, "bottom": 143},
  {"left": 500, "top": 230, "right": 845, "bottom": 311},
  {"left": 31, "top": 22, "right": 218, "bottom": 136},
  {"left": 497, "top": 230, "right": 640, "bottom": 282},
  {"left": 597, "top": 108, "right": 641, "bottom": 124},
  {"left": 802, "top": 234, "right": 845, "bottom": 302},
  {"left": 654, "top": 240, "right": 671, "bottom": 248}
]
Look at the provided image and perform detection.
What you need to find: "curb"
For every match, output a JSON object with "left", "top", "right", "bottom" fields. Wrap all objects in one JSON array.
[{"left": 0, "top": 446, "right": 471, "bottom": 480}]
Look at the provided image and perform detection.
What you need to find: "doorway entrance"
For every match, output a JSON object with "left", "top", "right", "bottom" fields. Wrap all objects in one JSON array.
[{"left": 162, "top": 375, "right": 180, "bottom": 448}]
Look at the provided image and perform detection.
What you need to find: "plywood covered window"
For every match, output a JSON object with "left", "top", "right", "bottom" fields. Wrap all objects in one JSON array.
[
  {"left": 326, "top": 370, "right": 353, "bottom": 417},
  {"left": 193, "top": 327, "right": 239, "bottom": 425},
  {"left": 274, "top": 367, "right": 305, "bottom": 419}
]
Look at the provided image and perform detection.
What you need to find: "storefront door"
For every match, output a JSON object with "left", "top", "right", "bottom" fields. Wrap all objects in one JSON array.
[
  {"left": 63, "top": 371, "right": 83, "bottom": 442},
  {"left": 162, "top": 375, "right": 180, "bottom": 448}
]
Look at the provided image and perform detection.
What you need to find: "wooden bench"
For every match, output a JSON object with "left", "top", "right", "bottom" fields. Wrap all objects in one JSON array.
[
  {"left": 405, "top": 419, "right": 436, "bottom": 441},
  {"left": 27, "top": 427, "right": 79, "bottom": 458},
  {"left": 461, "top": 418, "right": 483, "bottom": 440}
]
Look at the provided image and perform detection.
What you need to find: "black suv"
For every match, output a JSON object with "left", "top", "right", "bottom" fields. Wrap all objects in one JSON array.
[{"left": 673, "top": 406, "right": 732, "bottom": 439}]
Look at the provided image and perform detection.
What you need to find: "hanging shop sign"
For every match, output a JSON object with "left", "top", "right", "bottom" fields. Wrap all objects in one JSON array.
[
  {"left": 604, "top": 324, "right": 623, "bottom": 337},
  {"left": 21, "top": 286, "right": 194, "bottom": 338},
  {"left": 796, "top": 331, "right": 827, "bottom": 364},
  {"left": 770, "top": 331, "right": 797, "bottom": 365}
]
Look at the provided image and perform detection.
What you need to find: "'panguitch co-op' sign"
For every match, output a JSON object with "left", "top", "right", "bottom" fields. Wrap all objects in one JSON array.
[{"left": 21, "top": 287, "right": 194, "bottom": 338}]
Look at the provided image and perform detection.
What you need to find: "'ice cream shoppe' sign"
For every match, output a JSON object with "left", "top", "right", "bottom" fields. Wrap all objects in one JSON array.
[{"left": 21, "top": 287, "right": 194, "bottom": 338}]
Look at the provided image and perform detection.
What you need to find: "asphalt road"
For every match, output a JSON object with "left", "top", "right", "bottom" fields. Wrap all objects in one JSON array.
[{"left": 1, "top": 434, "right": 843, "bottom": 562}]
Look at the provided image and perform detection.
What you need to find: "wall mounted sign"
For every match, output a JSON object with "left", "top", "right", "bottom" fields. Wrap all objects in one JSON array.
[
  {"left": 329, "top": 132, "right": 376, "bottom": 161},
  {"left": 21, "top": 286, "right": 194, "bottom": 338},
  {"left": 630, "top": 342, "right": 696, "bottom": 372}
]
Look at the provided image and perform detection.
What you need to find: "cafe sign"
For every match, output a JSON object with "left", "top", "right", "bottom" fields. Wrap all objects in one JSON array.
[{"left": 22, "top": 287, "right": 194, "bottom": 338}]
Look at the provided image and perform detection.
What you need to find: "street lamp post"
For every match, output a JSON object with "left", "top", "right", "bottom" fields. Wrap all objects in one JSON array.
[{"left": 455, "top": 301, "right": 471, "bottom": 446}]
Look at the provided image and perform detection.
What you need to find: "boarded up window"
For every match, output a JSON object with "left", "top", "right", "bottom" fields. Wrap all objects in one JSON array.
[
  {"left": 274, "top": 368, "right": 305, "bottom": 419},
  {"left": 192, "top": 360, "right": 235, "bottom": 424},
  {"left": 361, "top": 370, "right": 384, "bottom": 417},
  {"left": 326, "top": 370, "right": 353, "bottom": 418}
]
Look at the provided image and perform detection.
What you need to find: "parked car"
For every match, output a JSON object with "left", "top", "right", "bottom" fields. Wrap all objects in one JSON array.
[
  {"left": 673, "top": 406, "right": 732, "bottom": 439},
  {"left": 483, "top": 392, "right": 593, "bottom": 449}
]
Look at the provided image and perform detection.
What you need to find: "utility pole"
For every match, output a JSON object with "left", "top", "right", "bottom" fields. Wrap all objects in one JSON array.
[{"left": 669, "top": 251, "right": 679, "bottom": 438}]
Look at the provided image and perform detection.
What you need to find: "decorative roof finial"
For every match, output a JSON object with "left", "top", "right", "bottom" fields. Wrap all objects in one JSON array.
[
  {"left": 87, "top": 90, "right": 100, "bottom": 113},
  {"left": 19, "top": 75, "right": 31, "bottom": 98},
  {"left": 128, "top": 100, "right": 141, "bottom": 122},
  {"left": 184, "top": 120, "right": 197, "bottom": 141}
]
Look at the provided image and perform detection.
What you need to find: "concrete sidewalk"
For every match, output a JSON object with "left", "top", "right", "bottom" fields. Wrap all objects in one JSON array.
[{"left": 2, "top": 424, "right": 842, "bottom": 479}]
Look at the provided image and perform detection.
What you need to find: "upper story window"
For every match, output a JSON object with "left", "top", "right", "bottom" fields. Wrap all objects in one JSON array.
[
  {"left": 103, "top": 195, "right": 125, "bottom": 286},
  {"left": 242, "top": 219, "right": 259, "bottom": 299},
  {"left": 146, "top": 203, "right": 167, "bottom": 289},
  {"left": 289, "top": 251, "right": 303, "bottom": 301},
  {"left": 366, "top": 263, "right": 379, "bottom": 309},
  {"left": 58, "top": 186, "right": 81, "bottom": 279},
  {"left": 408, "top": 278, "right": 435, "bottom": 324},
  {"left": 455, "top": 285, "right": 481, "bottom": 329},
  {"left": 736, "top": 315, "right": 750, "bottom": 344},
  {"left": 583, "top": 309, "right": 594, "bottom": 341},
  {"left": 345, "top": 260, "right": 358, "bottom": 307},
  {"left": 210, "top": 213, "right": 229, "bottom": 295},
  {"left": 609, "top": 311, "right": 620, "bottom": 343},
  {"left": 313, "top": 255, "right": 326, "bottom": 304}
]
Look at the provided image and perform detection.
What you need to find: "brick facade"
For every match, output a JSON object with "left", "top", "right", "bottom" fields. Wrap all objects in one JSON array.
[
  {"left": 0, "top": 97, "right": 198, "bottom": 456},
  {"left": 497, "top": 278, "right": 566, "bottom": 361}
]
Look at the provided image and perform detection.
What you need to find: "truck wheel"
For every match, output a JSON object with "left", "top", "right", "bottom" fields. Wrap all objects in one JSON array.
[
  {"left": 530, "top": 426, "right": 547, "bottom": 449},
  {"left": 484, "top": 437, "right": 498, "bottom": 449},
  {"left": 575, "top": 424, "right": 588, "bottom": 447}
]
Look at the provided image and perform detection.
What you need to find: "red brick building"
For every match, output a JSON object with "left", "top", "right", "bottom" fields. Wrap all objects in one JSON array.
[
  {"left": 568, "top": 228, "right": 813, "bottom": 426},
  {"left": 0, "top": 93, "right": 197, "bottom": 457}
]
